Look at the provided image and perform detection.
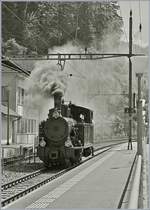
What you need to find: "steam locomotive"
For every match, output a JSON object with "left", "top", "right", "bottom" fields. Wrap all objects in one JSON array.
[{"left": 37, "top": 93, "right": 94, "bottom": 167}]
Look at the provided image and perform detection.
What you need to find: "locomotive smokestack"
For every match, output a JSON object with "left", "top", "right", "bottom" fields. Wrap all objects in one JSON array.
[{"left": 54, "top": 92, "right": 62, "bottom": 111}]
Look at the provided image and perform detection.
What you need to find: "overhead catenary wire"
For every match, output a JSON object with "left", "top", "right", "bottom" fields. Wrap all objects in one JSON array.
[
  {"left": 40, "top": 3, "right": 82, "bottom": 48},
  {"left": 3, "top": 1, "right": 125, "bottom": 56},
  {"left": 66, "top": 59, "right": 87, "bottom": 80},
  {"left": 3, "top": 2, "right": 82, "bottom": 58},
  {"left": 138, "top": 0, "right": 142, "bottom": 26},
  {"left": 129, "top": 0, "right": 132, "bottom": 11},
  {"left": 138, "top": 0, "right": 142, "bottom": 46},
  {"left": 3, "top": 2, "right": 82, "bottom": 55},
  {"left": 2, "top": 3, "right": 50, "bottom": 50}
]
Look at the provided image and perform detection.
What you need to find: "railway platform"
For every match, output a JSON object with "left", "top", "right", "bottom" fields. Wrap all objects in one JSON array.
[{"left": 3, "top": 142, "right": 144, "bottom": 209}]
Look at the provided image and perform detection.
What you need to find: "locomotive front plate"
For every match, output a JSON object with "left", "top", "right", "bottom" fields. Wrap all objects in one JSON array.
[{"left": 44, "top": 117, "right": 68, "bottom": 142}]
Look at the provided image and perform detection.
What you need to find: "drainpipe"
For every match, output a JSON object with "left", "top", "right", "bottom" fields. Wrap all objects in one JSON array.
[
  {"left": 12, "top": 116, "right": 22, "bottom": 145},
  {"left": 7, "top": 90, "right": 10, "bottom": 145}
]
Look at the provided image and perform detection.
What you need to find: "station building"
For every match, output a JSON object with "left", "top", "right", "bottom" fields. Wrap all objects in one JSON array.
[{"left": 1, "top": 57, "right": 39, "bottom": 158}]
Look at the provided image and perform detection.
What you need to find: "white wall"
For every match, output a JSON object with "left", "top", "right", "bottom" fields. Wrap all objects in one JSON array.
[
  {"left": 1, "top": 115, "right": 12, "bottom": 144},
  {"left": 2, "top": 65, "right": 39, "bottom": 146}
]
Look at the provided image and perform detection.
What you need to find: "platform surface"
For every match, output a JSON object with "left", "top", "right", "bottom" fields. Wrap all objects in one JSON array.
[{"left": 4, "top": 143, "right": 137, "bottom": 209}]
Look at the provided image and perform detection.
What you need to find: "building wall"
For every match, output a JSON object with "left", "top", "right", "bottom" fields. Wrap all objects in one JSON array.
[
  {"left": 16, "top": 117, "right": 39, "bottom": 147},
  {"left": 2, "top": 115, "right": 13, "bottom": 144},
  {"left": 2, "top": 64, "right": 39, "bottom": 148},
  {"left": 2, "top": 67, "right": 17, "bottom": 111}
]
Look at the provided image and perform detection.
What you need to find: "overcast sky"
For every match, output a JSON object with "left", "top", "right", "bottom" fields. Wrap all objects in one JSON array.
[{"left": 118, "top": 0, "right": 149, "bottom": 47}]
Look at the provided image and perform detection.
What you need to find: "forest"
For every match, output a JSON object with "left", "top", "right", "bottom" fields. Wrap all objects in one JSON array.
[
  {"left": 2, "top": 1, "right": 148, "bottom": 138},
  {"left": 2, "top": 1, "right": 123, "bottom": 55}
]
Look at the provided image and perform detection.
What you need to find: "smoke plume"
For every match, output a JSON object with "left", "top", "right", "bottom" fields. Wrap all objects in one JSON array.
[{"left": 24, "top": 38, "right": 148, "bottom": 141}]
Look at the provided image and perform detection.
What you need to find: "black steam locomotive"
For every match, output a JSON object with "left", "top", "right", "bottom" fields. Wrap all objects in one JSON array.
[{"left": 37, "top": 93, "right": 94, "bottom": 167}]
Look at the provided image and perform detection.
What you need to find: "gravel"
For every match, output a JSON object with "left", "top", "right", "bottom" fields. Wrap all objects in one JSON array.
[{"left": 1, "top": 157, "right": 44, "bottom": 185}]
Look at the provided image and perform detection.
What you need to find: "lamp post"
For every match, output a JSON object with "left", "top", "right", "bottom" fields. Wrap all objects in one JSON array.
[
  {"left": 136, "top": 73, "right": 143, "bottom": 155},
  {"left": 128, "top": 10, "right": 133, "bottom": 150}
]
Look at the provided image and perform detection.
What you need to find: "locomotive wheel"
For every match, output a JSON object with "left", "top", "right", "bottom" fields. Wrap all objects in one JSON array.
[
  {"left": 44, "top": 162, "right": 51, "bottom": 168},
  {"left": 65, "top": 158, "right": 72, "bottom": 168},
  {"left": 70, "top": 158, "right": 75, "bottom": 166},
  {"left": 78, "top": 156, "right": 82, "bottom": 163},
  {"left": 75, "top": 153, "right": 82, "bottom": 164}
]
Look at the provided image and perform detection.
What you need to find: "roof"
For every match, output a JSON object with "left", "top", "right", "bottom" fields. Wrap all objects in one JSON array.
[
  {"left": 2, "top": 56, "right": 30, "bottom": 76},
  {"left": 1, "top": 105, "right": 21, "bottom": 118},
  {"left": 12, "top": 59, "right": 36, "bottom": 73}
]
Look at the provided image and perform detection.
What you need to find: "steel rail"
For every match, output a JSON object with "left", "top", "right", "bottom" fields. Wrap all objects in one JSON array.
[
  {"left": 1, "top": 168, "right": 46, "bottom": 191},
  {"left": 2, "top": 153, "right": 37, "bottom": 166},
  {"left": 1, "top": 146, "right": 112, "bottom": 207},
  {"left": 1, "top": 139, "right": 130, "bottom": 207},
  {"left": 2, "top": 139, "right": 129, "bottom": 190}
]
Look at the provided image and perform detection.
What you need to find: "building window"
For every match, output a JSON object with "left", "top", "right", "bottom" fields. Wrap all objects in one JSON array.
[
  {"left": 17, "top": 87, "right": 24, "bottom": 105},
  {"left": 1, "top": 86, "right": 8, "bottom": 104},
  {"left": 17, "top": 118, "right": 36, "bottom": 134}
]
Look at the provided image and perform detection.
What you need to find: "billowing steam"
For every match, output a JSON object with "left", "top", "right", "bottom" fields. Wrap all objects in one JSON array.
[
  {"left": 26, "top": 62, "right": 67, "bottom": 96},
  {"left": 24, "top": 40, "right": 148, "bottom": 142},
  {"left": 24, "top": 60, "right": 68, "bottom": 120}
]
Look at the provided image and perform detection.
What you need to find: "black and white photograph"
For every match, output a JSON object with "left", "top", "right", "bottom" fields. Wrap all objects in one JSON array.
[{"left": 1, "top": 0, "right": 149, "bottom": 209}]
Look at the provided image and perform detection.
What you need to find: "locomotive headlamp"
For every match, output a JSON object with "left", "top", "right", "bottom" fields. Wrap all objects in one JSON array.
[
  {"left": 65, "top": 138, "right": 72, "bottom": 147},
  {"left": 39, "top": 138, "right": 46, "bottom": 147},
  {"left": 52, "top": 109, "right": 60, "bottom": 119}
]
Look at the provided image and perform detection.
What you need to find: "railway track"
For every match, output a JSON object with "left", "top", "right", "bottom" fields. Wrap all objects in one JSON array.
[
  {"left": 1, "top": 145, "right": 112, "bottom": 207},
  {"left": 1, "top": 139, "right": 132, "bottom": 207},
  {"left": 2, "top": 153, "right": 39, "bottom": 167}
]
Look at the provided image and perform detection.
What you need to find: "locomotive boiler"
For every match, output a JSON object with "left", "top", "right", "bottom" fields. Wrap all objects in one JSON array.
[{"left": 37, "top": 93, "right": 94, "bottom": 167}]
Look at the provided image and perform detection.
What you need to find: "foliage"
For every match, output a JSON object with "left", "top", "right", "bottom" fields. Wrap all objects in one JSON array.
[
  {"left": 3, "top": 38, "right": 27, "bottom": 55},
  {"left": 2, "top": 1, "right": 123, "bottom": 54}
]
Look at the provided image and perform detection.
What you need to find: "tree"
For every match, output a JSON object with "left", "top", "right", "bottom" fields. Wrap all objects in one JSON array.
[
  {"left": 3, "top": 38, "right": 27, "bottom": 56},
  {"left": 2, "top": 1, "right": 123, "bottom": 54}
]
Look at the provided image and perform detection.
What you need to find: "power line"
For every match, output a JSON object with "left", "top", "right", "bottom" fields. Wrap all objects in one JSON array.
[
  {"left": 138, "top": 0, "right": 142, "bottom": 46},
  {"left": 129, "top": 0, "right": 132, "bottom": 11},
  {"left": 3, "top": 3, "right": 26, "bottom": 25},
  {"left": 3, "top": 2, "right": 80, "bottom": 53},
  {"left": 2, "top": 3, "right": 50, "bottom": 49},
  {"left": 66, "top": 59, "right": 87, "bottom": 80},
  {"left": 138, "top": 0, "right": 142, "bottom": 24},
  {"left": 46, "top": 3, "right": 82, "bottom": 47}
]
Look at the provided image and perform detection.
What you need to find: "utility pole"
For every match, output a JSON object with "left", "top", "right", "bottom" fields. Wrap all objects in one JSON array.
[
  {"left": 5, "top": 11, "right": 145, "bottom": 152},
  {"left": 7, "top": 89, "right": 10, "bottom": 145},
  {"left": 128, "top": 10, "right": 133, "bottom": 150},
  {"left": 136, "top": 73, "right": 143, "bottom": 155}
]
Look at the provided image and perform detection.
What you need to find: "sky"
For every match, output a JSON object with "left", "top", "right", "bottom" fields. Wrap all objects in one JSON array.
[{"left": 118, "top": 0, "right": 149, "bottom": 47}]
